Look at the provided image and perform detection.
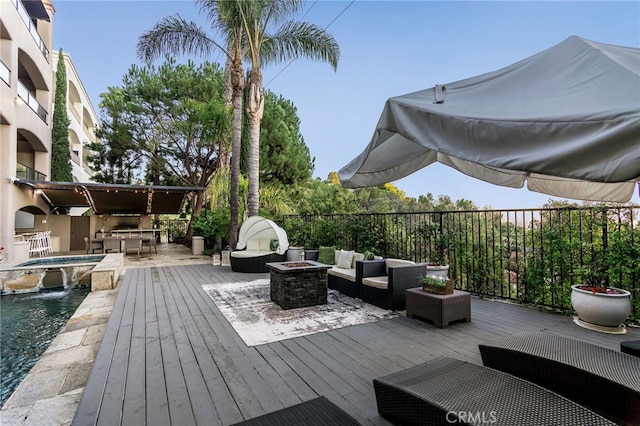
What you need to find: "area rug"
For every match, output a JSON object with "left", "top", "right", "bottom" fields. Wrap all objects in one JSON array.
[{"left": 202, "top": 279, "right": 400, "bottom": 346}]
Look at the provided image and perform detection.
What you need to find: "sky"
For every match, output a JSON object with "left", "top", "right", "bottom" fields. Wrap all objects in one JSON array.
[{"left": 52, "top": 1, "right": 640, "bottom": 209}]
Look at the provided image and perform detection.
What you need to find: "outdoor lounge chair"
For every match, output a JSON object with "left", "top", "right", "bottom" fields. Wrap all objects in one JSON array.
[
  {"left": 231, "top": 216, "right": 289, "bottom": 273},
  {"left": 373, "top": 357, "right": 615, "bottom": 425},
  {"left": 326, "top": 249, "right": 365, "bottom": 299},
  {"left": 479, "top": 332, "right": 640, "bottom": 426},
  {"left": 359, "top": 258, "right": 426, "bottom": 310},
  {"left": 232, "top": 396, "right": 362, "bottom": 425}
]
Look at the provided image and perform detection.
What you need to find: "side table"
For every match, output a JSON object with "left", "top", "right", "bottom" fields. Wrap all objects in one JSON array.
[{"left": 406, "top": 288, "right": 471, "bottom": 328}]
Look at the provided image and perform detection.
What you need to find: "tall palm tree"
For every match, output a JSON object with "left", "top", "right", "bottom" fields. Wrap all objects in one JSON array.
[
  {"left": 236, "top": 0, "right": 340, "bottom": 216},
  {"left": 136, "top": 0, "right": 245, "bottom": 247}
]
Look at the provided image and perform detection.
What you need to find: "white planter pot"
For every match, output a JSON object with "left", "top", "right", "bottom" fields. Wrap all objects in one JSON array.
[
  {"left": 571, "top": 285, "right": 632, "bottom": 327},
  {"left": 287, "top": 247, "right": 304, "bottom": 261}
]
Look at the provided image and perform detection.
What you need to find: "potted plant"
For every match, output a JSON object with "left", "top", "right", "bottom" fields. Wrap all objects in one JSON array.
[
  {"left": 570, "top": 250, "right": 632, "bottom": 331},
  {"left": 420, "top": 275, "right": 453, "bottom": 295}
]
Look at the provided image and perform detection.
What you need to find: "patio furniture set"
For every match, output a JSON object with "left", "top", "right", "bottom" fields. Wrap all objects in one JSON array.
[
  {"left": 85, "top": 233, "right": 157, "bottom": 256},
  {"left": 234, "top": 333, "right": 638, "bottom": 425}
]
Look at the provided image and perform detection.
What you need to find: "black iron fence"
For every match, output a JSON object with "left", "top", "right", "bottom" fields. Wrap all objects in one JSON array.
[
  {"left": 282, "top": 207, "right": 640, "bottom": 323},
  {"left": 157, "top": 218, "right": 189, "bottom": 244}
]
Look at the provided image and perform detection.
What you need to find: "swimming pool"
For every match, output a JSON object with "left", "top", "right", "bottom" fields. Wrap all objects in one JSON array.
[
  {"left": 0, "top": 287, "right": 90, "bottom": 407},
  {"left": 17, "top": 255, "right": 105, "bottom": 267},
  {"left": 1, "top": 255, "right": 106, "bottom": 294}
]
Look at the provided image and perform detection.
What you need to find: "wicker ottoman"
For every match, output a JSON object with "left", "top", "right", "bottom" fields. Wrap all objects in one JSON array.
[
  {"left": 405, "top": 288, "right": 471, "bottom": 328},
  {"left": 231, "top": 396, "right": 361, "bottom": 425}
]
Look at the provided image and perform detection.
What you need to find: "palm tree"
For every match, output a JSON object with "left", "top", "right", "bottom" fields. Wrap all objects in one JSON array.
[
  {"left": 136, "top": 0, "right": 245, "bottom": 248},
  {"left": 236, "top": 0, "right": 340, "bottom": 216},
  {"left": 137, "top": 0, "right": 340, "bottom": 241}
]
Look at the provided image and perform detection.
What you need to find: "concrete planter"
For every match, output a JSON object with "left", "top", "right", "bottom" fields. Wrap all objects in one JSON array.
[{"left": 571, "top": 284, "right": 632, "bottom": 327}]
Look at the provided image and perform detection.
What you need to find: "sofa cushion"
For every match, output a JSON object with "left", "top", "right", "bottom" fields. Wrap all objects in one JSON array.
[
  {"left": 385, "top": 258, "right": 416, "bottom": 274},
  {"left": 328, "top": 267, "right": 357, "bottom": 282},
  {"left": 362, "top": 276, "right": 388, "bottom": 289},
  {"left": 259, "top": 239, "right": 271, "bottom": 251},
  {"left": 231, "top": 250, "right": 273, "bottom": 258},
  {"left": 318, "top": 246, "right": 336, "bottom": 265},
  {"left": 336, "top": 250, "right": 355, "bottom": 269},
  {"left": 247, "top": 239, "right": 260, "bottom": 251},
  {"left": 352, "top": 252, "right": 365, "bottom": 268}
]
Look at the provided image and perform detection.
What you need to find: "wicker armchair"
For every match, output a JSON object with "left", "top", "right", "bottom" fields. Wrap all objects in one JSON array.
[{"left": 358, "top": 259, "right": 426, "bottom": 310}]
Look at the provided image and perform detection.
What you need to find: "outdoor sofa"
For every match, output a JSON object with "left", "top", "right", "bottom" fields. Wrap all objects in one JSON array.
[
  {"left": 479, "top": 332, "right": 640, "bottom": 426},
  {"left": 231, "top": 216, "right": 289, "bottom": 273},
  {"left": 373, "top": 357, "right": 615, "bottom": 425},
  {"left": 324, "top": 248, "right": 365, "bottom": 299},
  {"left": 359, "top": 258, "right": 426, "bottom": 310}
]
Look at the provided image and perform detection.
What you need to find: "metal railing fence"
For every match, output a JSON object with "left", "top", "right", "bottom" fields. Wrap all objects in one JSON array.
[{"left": 282, "top": 207, "right": 639, "bottom": 322}]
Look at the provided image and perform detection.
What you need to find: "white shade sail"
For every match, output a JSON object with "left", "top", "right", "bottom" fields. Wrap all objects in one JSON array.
[{"left": 339, "top": 36, "right": 640, "bottom": 203}]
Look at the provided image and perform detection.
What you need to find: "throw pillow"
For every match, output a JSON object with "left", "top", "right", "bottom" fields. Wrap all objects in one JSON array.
[
  {"left": 259, "top": 239, "right": 271, "bottom": 251},
  {"left": 270, "top": 239, "right": 279, "bottom": 251},
  {"left": 336, "top": 250, "right": 355, "bottom": 269},
  {"left": 246, "top": 239, "right": 260, "bottom": 251},
  {"left": 352, "top": 252, "right": 365, "bottom": 268},
  {"left": 363, "top": 250, "right": 375, "bottom": 260},
  {"left": 318, "top": 246, "right": 336, "bottom": 265}
]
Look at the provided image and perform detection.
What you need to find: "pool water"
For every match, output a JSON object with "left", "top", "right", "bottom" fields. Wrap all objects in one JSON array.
[{"left": 0, "top": 287, "right": 90, "bottom": 407}]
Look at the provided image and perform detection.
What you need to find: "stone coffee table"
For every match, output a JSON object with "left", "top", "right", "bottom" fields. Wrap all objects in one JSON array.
[{"left": 266, "top": 260, "right": 331, "bottom": 310}]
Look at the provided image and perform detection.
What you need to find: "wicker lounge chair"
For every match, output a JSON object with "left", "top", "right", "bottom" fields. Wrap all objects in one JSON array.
[
  {"left": 231, "top": 216, "right": 289, "bottom": 273},
  {"left": 479, "top": 332, "right": 640, "bottom": 426},
  {"left": 231, "top": 396, "right": 362, "bottom": 425},
  {"left": 359, "top": 259, "right": 425, "bottom": 310},
  {"left": 373, "top": 357, "right": 615, "bottom": 425}
]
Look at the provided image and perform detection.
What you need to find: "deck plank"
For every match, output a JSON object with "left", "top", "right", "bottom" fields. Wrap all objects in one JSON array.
[{"left": 74, "top": 264, "right": 640, "bottom": 426}]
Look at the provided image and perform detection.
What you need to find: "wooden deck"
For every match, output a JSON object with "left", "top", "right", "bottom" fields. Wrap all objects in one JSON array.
[{"left": 73, "top": 264, "right": 639, "bottom": 425}]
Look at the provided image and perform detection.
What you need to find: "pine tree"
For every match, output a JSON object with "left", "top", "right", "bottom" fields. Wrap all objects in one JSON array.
[{"left": 51, "top": 48, "right": 72, "bottom": 182}]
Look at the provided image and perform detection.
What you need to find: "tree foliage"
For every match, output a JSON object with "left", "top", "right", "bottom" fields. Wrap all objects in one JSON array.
[
  {"left": 257, "top": 91, "right": 313, "bottom": 185},
  {"left": 88, "top": 59, "right": 231, "bottom": 233},
  {"left": 51, "top": 49, "right": 72, "bottom": 182}
]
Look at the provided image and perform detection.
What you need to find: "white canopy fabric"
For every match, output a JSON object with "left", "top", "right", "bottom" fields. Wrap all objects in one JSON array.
[
  {"left": 236, "top": 215, "right": 289, "bottom": 255},
  {"left": 339, "top": 36, "right": 640, "bottom": 203}
]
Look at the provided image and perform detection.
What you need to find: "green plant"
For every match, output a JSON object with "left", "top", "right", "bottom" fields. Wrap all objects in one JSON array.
[{"left": 419, "top": 275, "right": 447, "bottom": 288}]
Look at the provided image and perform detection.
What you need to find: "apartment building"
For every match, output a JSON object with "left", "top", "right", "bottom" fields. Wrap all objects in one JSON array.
[{"left": 1, "top": 0, "right": 99, "bottom": 261}]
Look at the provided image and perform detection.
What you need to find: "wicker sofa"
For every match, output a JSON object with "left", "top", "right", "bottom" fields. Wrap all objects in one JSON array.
[
  {"left": 326, "top": 250, "right": 365, "bottom": 299},
  {"left": 359, "top": 259, "right": 426, "bottom": 310}
]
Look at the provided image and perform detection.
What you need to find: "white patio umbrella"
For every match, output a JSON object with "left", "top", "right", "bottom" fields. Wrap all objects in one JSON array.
[{"left": 339, "top": 36, "right": 640, "bottom": 203}]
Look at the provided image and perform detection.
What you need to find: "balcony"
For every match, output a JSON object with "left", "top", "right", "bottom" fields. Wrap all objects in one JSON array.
[
  {"left": 0, "top": 60, "right": 9, "bottom": 87},
  {"left": 17, "top": 80, "right": 48, "bottom": 123},
  {"left": 14, "top": 0, "right": 49, "bottom": 61},
  {"left": 16, "top": 162, "right": 46, "bottom": 181}
]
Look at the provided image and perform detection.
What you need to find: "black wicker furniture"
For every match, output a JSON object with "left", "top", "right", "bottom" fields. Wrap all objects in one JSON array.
[
  {"left": 359, "top": 259, "right": 426, "bottom": 310},
  {"left": 230, "top": 251, "right": 286, "bottom": 273},
  {"left": 231, "top": 396, "right": 362, "bottom": 425},
  {"left": 373, "top": 357, "right": 615, "bottom": 426},
  {"left": 479, "top": 332, "right": 640, "bottom": 426},
  {"left": 621, "top": 340, "right": 640, "bottom": 358},
  {"left": 326, "top": 251, "right": 365, "bottom": 299},
  {"left": 405, "top": 288, "right": 471, "bottom": 328}
]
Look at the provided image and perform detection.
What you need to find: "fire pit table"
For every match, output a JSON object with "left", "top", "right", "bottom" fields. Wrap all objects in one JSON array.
[{"left": 266, "top": 261, "right": 332, "bottom": 309}]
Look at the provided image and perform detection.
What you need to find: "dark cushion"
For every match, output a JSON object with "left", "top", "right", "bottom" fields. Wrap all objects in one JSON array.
[{"left": 318, "top": 246, "right": 336, "bottom": 265}]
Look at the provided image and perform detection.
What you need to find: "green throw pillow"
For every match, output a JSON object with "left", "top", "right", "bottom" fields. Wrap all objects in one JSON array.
[
  {"left": 318, "top": 245, "right": 336, "bottom": 265},
  {"left": 363, "top": 250, "right": 375, "bottom": 260},
  {"left": 270, "top": 239, "right": 279, "bottom": 251}
]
